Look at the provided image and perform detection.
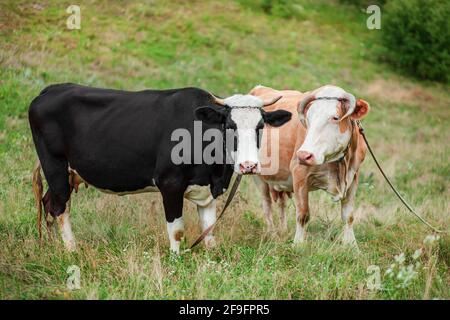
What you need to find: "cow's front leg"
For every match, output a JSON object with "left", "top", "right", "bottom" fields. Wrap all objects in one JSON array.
[
  {"left": 278, "top": 192, "right": 288, "bottom": 231},
  {"left": 197, "top": 199, "right": 217, "bottom": 249},
  {"left": 261, "top": 182, "right": 275, "bottom": 232},
  {"left": 341, "top": 173, "right": 359, "bottom": 248},
  {"left": 293, "top": 185, "right": 309, "bottom": 244},
  {"left": 166, "top": 215, "right": 184, "bottom": 254},
  {"left": 253, "top": 177, "right": 275, "bottom": 232},
  {"left": 160, "top": 185, "right": 186, "bottom": 254},
  {"left": 291, "top": 166, "right": 310, "bottom": 244}
]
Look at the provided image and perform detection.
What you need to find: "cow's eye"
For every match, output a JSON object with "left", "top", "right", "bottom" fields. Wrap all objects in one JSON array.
[{"left": 331, "top": 115, "right": 340, "bottom": 122}]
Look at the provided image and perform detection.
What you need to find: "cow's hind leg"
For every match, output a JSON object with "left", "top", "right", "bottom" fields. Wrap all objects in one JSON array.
[
  {"left": 278, "top": 192, "right": 288, "bottom": 232},
  {"left": 39, "top": 152, "right": 75, "bottom": 251},
  {"left": 32, "top": 161, "right": 44, "bottom": 241},
  {"left": 341, "top": 174, "right": 359, "bottom": 248},
  {"left": 57, "top": 197, "right": 76, "bottom": 251},
  {"left": 42, "top": 190, "right": 57, "bottom": 239}
]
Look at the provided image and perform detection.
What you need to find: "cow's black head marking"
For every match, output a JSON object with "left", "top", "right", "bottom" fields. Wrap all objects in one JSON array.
[
  {"left": 261, "top": 109, "right": 292, "bottom": 127},
  {"left": 194, "top": 105, "right": 291, "bottom": 128},
  {"left": 194, "top": 105, "right": 230, "bottom": 125},
  {"left": 194, "top": 98, "right": 292, "bottom": 174}
]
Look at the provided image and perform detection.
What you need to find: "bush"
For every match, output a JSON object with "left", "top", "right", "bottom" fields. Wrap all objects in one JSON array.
[{"left": 381, "top": 0, "right": 450, "bottom": 82}]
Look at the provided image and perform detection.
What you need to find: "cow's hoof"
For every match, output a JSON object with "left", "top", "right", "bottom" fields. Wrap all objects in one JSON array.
[
  {"left": 293, "top": 230, "right": 307, "bottom": 245},
  {"left": 169, "top": 242, "right": 181, "bottom": 255},
  {"left": 293, "top": 239, "right": 306, "bottom": 246},
  {"left": 343, "top": 242, "right": 359, "bottom": 251},
  {"left": 342, "top": 240, "right": 359, "bottom": 254},
  {"left": 293, "top": 236, "right": 307, "bottom": 247},
  {"left": 204, "top": 236, "right": 217, "bottom": 249},
  {"left": 342, "top": 228, "right": 358, "bottom": 248},
  {"left": 342, "top": 231, "right": 359, "bottom": 252},
  {"left": 279, "top": 222, "right": 288, "bottom": 234},
  {"left": 65, "top": 241, "right": 77, "bottom": 252},
  {"left": 342, "top": 237, "right": 358, "bottom": 246},
  {"left": 265, "top": 224, "right": 276, "bottom": 234}
]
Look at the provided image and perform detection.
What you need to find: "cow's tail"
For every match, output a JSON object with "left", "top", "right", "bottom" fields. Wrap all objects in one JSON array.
[{"left": 32, "top": 160, "right": 44, "bottom": 242}]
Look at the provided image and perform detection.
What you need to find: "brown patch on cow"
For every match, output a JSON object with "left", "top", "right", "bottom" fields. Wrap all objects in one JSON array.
[
  {"left": 297, "top": 212, "right": 310, "bottom": 226},
  {"left": 339, "top": 118, "right": 350, "bottom": 134},
  {"left": 57, "top": 213, "right": 65, "bottom": 227},
  {"left": 303, "top": 101, "right": 313, "bottom": 118},
  {"left": 174, "top": 230, "right": 184, "bottom": 242},
  {"left": 348, "top": 216, "right": 354, "bottom": 225},
  {"left": 69, "top": 169, "right": 88, "bottom": 192},
  {"left": 337, "top": 101, "right": 350, "bottom": 134},
  {"left": 269, "top": 189, "right": 290, "bottom": 203},
  {"left": 32, "top": 162, "right": 44, "bottom": 241},
  {"left": 42, "top": 191, "right": 52, "bottom": 216}
]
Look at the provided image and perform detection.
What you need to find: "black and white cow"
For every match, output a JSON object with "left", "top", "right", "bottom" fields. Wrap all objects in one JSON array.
[{"left": 29, "top": 83, "right": 291, "bottom": 253}]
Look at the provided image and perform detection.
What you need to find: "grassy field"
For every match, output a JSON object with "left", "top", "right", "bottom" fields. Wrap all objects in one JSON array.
[{"left": 0, "top": 0, "right": 449, "bottom": 299}]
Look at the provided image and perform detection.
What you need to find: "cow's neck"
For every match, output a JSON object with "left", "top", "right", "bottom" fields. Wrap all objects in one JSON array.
[{"left": 334, "top": 120, "right": 359, "bottom": 200}]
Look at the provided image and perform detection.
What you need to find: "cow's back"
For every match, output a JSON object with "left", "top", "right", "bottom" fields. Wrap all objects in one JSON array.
[{"left": 28, "top": 84, "right": 227, "bottom": 194}]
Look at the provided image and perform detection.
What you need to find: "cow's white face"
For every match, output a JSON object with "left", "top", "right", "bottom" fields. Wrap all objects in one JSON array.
[
  {"left": 297, "top": 86, "right": 370, "bottom": 166},
  {"left": 229, "top": 106, "right": 263, "bottom": 174},
  {"left": 195, "top": 94, "right": 292, "bottom": 174}
]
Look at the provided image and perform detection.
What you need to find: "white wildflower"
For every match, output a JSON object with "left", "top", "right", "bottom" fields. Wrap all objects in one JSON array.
[
  {"left": 394, "top": 253, "right": 405, "bottom": 264},
  {"left": 423, "top": 234, "right": 440, "bottom": 245},
  {"left": 412, "top": 249, "right": 422, "bottom": 260}
]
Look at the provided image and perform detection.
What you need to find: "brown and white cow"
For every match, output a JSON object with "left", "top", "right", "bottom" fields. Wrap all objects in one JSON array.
[{"left": 251, "top": 85, "right": 370, "bottom": 247}]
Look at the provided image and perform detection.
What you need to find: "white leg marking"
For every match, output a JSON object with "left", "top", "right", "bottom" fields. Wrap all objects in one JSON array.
[
  {"left": 57, "top": 203, "right": 76, "bottom": 252},
  {"left": 342, "top": 223, "right": 357, "bottom": 246},
  {"left": 166, "top": 217, "right": 184, "bottom": 254},
  {"left": 341, "top": 176, "right": 358, "bottom": 248},
  {"left": 341, "top": 202, "right": 357, "bottom": 246},
  {"left": 294, "top": 220, "right": 306, "bottom": 244},
  {"left": 197, "top": 199, "right": 217, "bottom": 249},
  {"left": 292, "top": 185, "right": 309, "bottom": 245}
]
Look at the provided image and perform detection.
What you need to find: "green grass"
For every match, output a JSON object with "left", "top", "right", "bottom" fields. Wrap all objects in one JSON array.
[{"left": 0, "top": 0, "right": 449, "bottom": 299}]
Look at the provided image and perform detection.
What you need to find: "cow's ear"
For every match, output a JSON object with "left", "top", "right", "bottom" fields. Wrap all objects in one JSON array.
[
  {"left": 194, "top": 106, "right": 228, "bottom": 124},
  {"left": 262, "top": 109, "right": 292, "bottom": 127},
  {"left": 351, "top": 99, "right": 370, "bottom": 120}
]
